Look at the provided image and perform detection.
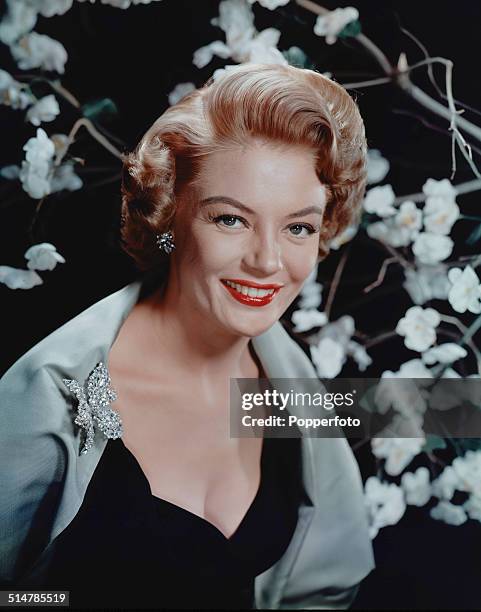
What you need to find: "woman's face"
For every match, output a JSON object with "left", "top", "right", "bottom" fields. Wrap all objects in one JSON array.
[{"left": 171, "top": 139, "right": 328, "bottom": 339}]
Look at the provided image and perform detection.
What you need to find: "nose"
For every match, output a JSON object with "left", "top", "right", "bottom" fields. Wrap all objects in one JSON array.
[{"left": 242, "top": 227, "right": 284, "bottom": 277}]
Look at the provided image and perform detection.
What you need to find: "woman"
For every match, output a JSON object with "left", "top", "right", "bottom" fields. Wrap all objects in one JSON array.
[{"left": 0, "top": 63, "right": 374, "bottom": 609}]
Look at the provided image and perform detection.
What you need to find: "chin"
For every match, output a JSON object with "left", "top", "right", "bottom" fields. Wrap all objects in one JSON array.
[{"left": 230, "top": 319, "right": 278, "bottom": 338}]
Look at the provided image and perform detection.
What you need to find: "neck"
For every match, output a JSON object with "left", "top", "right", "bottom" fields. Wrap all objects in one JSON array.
[{"left": 142, "top": 273, "right": 261, "bottom": 382}]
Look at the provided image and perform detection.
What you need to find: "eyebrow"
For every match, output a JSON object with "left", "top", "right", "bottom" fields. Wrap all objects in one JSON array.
[{"left": 199, "top": 196, "right": 324, "bottom": 218}]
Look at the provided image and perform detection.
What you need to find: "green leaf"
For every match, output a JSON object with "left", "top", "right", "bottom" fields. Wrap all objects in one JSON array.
[
  {"left": 422, "top": 434, "right": 447, "bottom": 452},
  {"left": 282, "top": 46, "right": 315, "bottom": 69},
  {"left": 457, "top": 438, "right": 481, "bottom": 453},
  {"left": 360, "top": 212, "right": 377, "bottom": 229},
  {"left": 338, "top": 20, "right": 362, "bottom": 39},
  {"left": 82, "top": 98, "right": 118, "bottom": 121},
  {"left": 466, "top": 223, "right": 481, "bottom": 246}
]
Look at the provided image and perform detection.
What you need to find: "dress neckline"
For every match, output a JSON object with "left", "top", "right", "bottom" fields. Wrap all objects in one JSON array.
[{"left": 115, "top": 436, "right": 268, "bottom": 543}]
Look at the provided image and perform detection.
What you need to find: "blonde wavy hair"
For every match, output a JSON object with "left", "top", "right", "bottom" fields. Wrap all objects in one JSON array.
[{"left": 121, "top": 63, "right": 367, "bottom": 271}]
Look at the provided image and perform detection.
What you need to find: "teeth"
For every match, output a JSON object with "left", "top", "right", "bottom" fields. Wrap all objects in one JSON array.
[{"left": 224, "top": 280, "right": 276, "bottom": 298}]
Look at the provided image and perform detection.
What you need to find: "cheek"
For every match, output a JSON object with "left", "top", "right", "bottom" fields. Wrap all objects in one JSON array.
[
  {"left": 187, "top": 225, "right": 236, "bottom": 273},
  {"left": 284, "top": 241, "right": 320, "bottom": 283}
]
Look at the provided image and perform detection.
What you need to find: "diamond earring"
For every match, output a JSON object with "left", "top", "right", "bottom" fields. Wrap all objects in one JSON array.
[{"left": 156, "top": 231, "right": 175, "bottom": 254}]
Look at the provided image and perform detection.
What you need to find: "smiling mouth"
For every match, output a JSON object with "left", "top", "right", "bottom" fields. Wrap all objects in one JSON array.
[{"left": 221, "top": 279, "right": 281, "bottom": 307}]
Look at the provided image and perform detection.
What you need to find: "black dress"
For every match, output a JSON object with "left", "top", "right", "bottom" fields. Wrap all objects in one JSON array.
[{"left": 43, "top": 435, "right": 302, "bottom": 610}]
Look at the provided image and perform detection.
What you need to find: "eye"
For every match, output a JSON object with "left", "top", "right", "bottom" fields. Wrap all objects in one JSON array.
[
  {"left": 288, "top": 223, "right": 318, "bottom": 238},
  {"left": 209, "top": 213, "right": 247, "bottom": 229}
]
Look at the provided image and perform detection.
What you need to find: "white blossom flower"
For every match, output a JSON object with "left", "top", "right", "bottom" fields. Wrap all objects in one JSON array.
[
  {"left": 0, "top": 165, "right": 20, "bottom": 179},
  {"left": 374, "top": 375, "right": 428, "bottom": 417},
  {"left": 366, "top": 219, "right": 409, "bottom": 248},
  {"left": 25, "top": 94, "right": 60, "bottom": 126},
  {"left": 37, "top": 0, "right": 74, "bottom": 16},
  {"left": 167, "top": 82, "right": 196, "bottom": 106},
  {"left": 299, "top": 283, "right": 323, "bottom": 309},
  {"left": 0, "top": 0, "right": 37, "bottom": 45},
  {"left": 431, "top": 453, "right": 481, "bottom": 501},
  {"left": 211, "top": 64, "right": 240, "bottom": 82},
  {"left": 0, "top": 69, "right": 34, "bottom": 109},
  {"left": 210, "top": 0, "right": 256, "bottom": 60},
  {"left": 298, "top": 277, "right": 323, "bottom": 309},
  {"left": 367, "top": 202, "right": 421, "bottom": 248},
  {"left": 432, "top": 466, "right": 459, "bottom": 501},
  {"left": 421, "top": 178, "right": 460, "bottom": 235},
  {"left": 363, "top": 184, "right": 396, "bottom": 217},
  {"left": 447, "top": 266, "right": 481, "bottom": 314},
  {"left": 50, "top": 163, "right": 83, "bottom": 192},
  {"left": 463, "top": 494, "right": 481, "bottom": 522},
  {"left": 403, "top": 264, "right": 451, "bottom": 305},
  {"left": 18, "top": 129, "right": 80, "bottom": 198},
  {"left": 366, "top": 149, "right": 390, "bottom": 184},
  {"left": 291, "top": 309, "right": 327, "bottom": 332},
  {"left": 422, "top": 343, "right": 467, "bottom": 365},
  {"left": 11, "top": 32, "right": 68, "bottom": 73},
  {"left": 438, "top": 366, "right": 461, "bottom": 379},
  {"left": 423, "top": 197, "right": 460, "bottom": 235},
  {"left": 24, "top": 242, "right": 65, "bottom": 271},
  {"left": 395, "top": 201, "right": 422, "bottom": 235},
  {"left": 17, "top": 0, "right": 75, "bottom": 18},
  {"left": 309, "top": 314, "right": 356, "bottom": 377},
  {"left": 463, "top": 374, "right": 481, "bottom": 408},
  {"left": 193, "top": 41, "right": 231, "bottom": 69},
  {"left": 395, "top": 305, "right": 440, "bottom": 352},
  {"left": 248, "top": 29, "right": 286, "bottom": 64},
  {"left": 23, "top": 128, "right": 57, "bottom": 166},
  {"left": 430, "top": 500, "right": 467, "bottom": 526},
  {"left": 346, "top": 340, "right": 372, "bottom": 371},
  {"left": 317, "top": 315, "right": 355, "bottom": 348},
  {"left": 412, "top": 232, "right": 453, "bottom": 264},
  {"left": 2, "top": 0, "right": 74, "bottom": 24},
  {"left": 0, "top": 69, "right": 13, "bottom": 89},
  {"left": 246, "top": 0, "right": 290, "bottom": 9},
  {"left": 422, "top": 177, "right": 456, "bottom": 201},
  {"left": 401, "top": 467, "right": 431, "bottom": 506},
  {"left": 330, "top": 224, "right": 358, "bottom": 250},
  {"left": 365, "top": 220, "right": 392, "bottom": 245},
  {"left": 245, "top": 26, "right": 282, "bottom": 55},
  {"left": 310, "top": 337, "right": 345, "bottom": 378},
  {"left": 19, "top": 128, "right": 55, "bottom": 199},
  {"left": 302, "top": 266, "right": 318, "bottom": 286},
  {"left": 371, "top": 415, "right": 426, "bottom": 476},
  {"left": 313, "top": 7, "right": 359, "bottom": 45},
  {"left": 371, "top": 436, "right": 425, "bottom": 477},
  {"left": 452, "top": 451, "right": 481, "bottom": 497},
  {"left": 383, "top": 358, "right": 434, "bottom": 379},
  {"left": 0, "top": 266, "right": 43, "bottom": 290},
  {"left": 19, "top": 166, "right": 51, "bottom": 199},
  {"left": 245, "top": 29, "right": 287, "bottom": 64},
  {"left": 364, "top": 476, "right": 406, "bottom": 539},
  {"left": 201, "top": 1, "right": 287, "bottom": 70}
]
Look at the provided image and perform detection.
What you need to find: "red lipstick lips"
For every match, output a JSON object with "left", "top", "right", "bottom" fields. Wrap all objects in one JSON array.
[{"left": 221, "top": 279, "right": 283, "bottom": 307}]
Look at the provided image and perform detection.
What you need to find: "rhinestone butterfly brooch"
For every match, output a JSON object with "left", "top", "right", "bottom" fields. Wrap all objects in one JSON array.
[{"left": 63, "top": 362, "right": 123, "bottom": 455}]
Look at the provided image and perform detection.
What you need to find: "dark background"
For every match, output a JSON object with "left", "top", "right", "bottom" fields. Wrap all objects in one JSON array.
[{"left": 1, "top": 0, "right": 481, "bottom": 609}]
